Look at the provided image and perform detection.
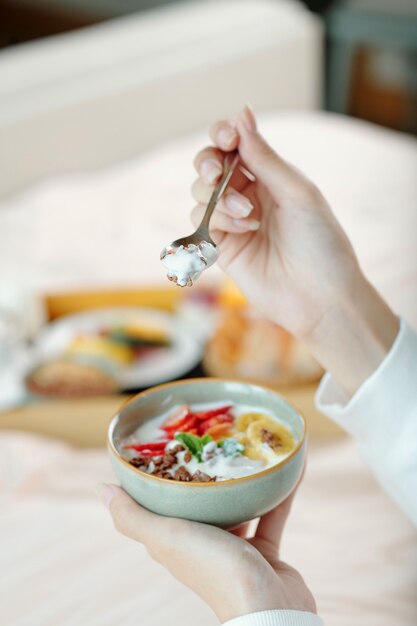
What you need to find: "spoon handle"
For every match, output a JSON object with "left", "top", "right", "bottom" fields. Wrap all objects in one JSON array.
[{"left": 199, "top": 151, "right": 240, "bottom": 232}]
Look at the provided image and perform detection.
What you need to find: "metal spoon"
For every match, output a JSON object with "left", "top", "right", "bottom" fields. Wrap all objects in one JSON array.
[
  {"left": 160, "top": 152, "right": 256, "bottom": 286},
  {"left": 160, "top": 151, "right": 240, "bottom": 261}
]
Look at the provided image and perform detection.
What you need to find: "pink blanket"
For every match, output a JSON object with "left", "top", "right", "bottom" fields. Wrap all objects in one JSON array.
[{"left": 0, "top": 432, "right": 415, "bottom": 625}]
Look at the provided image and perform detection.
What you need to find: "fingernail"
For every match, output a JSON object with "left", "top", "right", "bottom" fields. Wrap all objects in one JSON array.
[
  {"left": 200, "top": 159, "right": 222, "bottom": 183},
  {"left": 218, "top": 127, "right": 237, "bottom": 149},
  {"left": 225, "top": 192, "right": 254, "bottom": 218},
  {"left": 240, "top": 104, "right": 257, "bottom": 133},
  {"left": 248, "top": 218, "right": 260, "bottom": 231},
  {"left": 233, "top": 218, "right": 260, "bottom": 231},
  {"left": 96, "top": 483, "right": 117, "bottom": 508}
]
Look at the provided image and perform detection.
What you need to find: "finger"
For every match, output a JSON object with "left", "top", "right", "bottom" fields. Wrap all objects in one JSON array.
[
  {"left": 229, "top": 518, "right": 259, "bottom": 539},
  {"left": 236, "top": 105, "right": 302, "bottom": 196},
  {"left": 190, "top": 204, "right": 260, "bottom": 234},
  {"left": 194, "top": 147, "right": 253, "bottom": 193},
  {"left": 98, "top": 484, "right": 157, "bottom": 540},
  {"left": 229, "top": 522, "right": 251, "bottom": 538},
  {"left": 254, "top": 466, "right": 305, "bottom": 553},
  {"left": 191, "top": 180, "right": 254, "bottom": 219},
  {"left": 254, "top": 492, "right": 295, "bottom": 553},
  {"left": 193, "top": 147, "right": 224, "bottom": 184},
  {"left": 209, "top": 120, "right": 239, "bottom": 152},
  {"left": 97, "top": 483, "right": 175, "bottom": 555}
]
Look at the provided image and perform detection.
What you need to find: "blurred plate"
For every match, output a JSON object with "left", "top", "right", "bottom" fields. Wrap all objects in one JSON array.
[
  {"left": 203, "top": 308, "right": 322, "bottom": 388},
  {"left": 32, "top": 307, "right": 203, "bottom": 390}
]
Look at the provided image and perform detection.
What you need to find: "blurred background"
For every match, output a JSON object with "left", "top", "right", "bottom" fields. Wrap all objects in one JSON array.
[
  {"left": 1, "top": 0, "right": 416, "bottom": 133},
  {"left": 0, "top": 0, "right": 416, "bottom": 437},
  {"left": 0, "top": 3, "right": 416, "bottom": 623}
]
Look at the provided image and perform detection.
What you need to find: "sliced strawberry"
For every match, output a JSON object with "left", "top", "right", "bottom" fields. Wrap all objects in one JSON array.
[
  {"left": 198, "top": 413, "right": 233, "bottom": 434},
  {"left": 193, "top": 406, "right": 233, "bottom": 420},
  {"left": 124, "top": 441, "right": 168, "bottom": 451},
  {"left": 163, "top": 415, "right": 198, "bottom": 435},
  {"left": 161, "top": 405, "right": 190, "bottom": 431},
  {"left": 135, "top": 449, "right": 166, "bottom": 457},
  {"left": 205, "top": 423, "right": 232, "bottom": 439}
]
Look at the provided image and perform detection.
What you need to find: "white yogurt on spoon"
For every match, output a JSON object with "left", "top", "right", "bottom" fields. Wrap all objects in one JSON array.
[{"left": 161, "top": 242, "right": 218, "bottom": 287}]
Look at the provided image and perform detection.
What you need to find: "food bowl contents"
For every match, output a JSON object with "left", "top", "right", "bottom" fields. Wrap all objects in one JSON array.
[
  {"left": 122, "top": 401, "right": 296, "bottom": 482},
  {"left": 25, "top": 359, "right": 119, "bottom": 397},
  {"left": 160, "top": 242, "right": 218, "bottom": 287}
]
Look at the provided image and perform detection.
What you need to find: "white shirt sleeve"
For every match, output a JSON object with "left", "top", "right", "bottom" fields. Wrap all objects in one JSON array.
[
  {"left": 222, "top": 610, "right": 324, "bottom": 626},
  {"left": 222, "top": 321, "right": 416, "bottom": 626},
  {"left": 315, "top": 318, "right": 417, "bottom": 525}
]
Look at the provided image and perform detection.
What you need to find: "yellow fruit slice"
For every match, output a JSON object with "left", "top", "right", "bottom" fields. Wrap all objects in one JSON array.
[
  {"left": 114, "top": 322, "right": 169, "bottom": 345},
  {"left": 234, "top": 431, "right": 247, "bottom": 445},
  {"left": 243, "top": 445, "right": 267, "bottom": 462},
  {"left": 247, "top": 417, "right": 295, "bottom": 459},
  {"left": 235, "top": 412, "right": 266, "bottom": 432},
  {"left": 67, "top": 336, "right": 134, "bottom": 365}
]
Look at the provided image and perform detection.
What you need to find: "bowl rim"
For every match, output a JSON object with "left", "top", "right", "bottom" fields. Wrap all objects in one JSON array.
[{"left": 108, "top": 377, "right": 306, "bottom": 487}]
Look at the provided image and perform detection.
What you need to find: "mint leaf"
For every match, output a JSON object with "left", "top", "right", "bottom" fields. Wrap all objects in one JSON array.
[
  {"left": 175, "top": 432, "right": 199, "bottom": 456},
  {"left": 175, "top": 432, "right": 214, "bottom": 462}
]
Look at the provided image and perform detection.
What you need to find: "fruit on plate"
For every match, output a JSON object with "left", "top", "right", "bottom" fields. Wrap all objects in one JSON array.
[
  {"left": 204, "top": 307, "right": 322, "bottom": 386},
  {"left": 104, "top": 322, "right": 170, "bottom": 348},
  {"left": 67, "top": 335, "right": 134, "bottom": 366},
  {"left": 25, "top": 359, "right": 119, "bottom": 397}
]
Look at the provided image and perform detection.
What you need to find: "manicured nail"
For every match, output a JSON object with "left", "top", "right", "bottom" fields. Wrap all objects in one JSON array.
[
  {"left": 248, "top": 218, "right": 260, "bottom": 230},
  {"left": 225, "top": 192, "right": 254, "bottom": 218},
  {"left": 218, "top": 127, "right": 237, "bottom": 148},
  {"left": 240, "top": 104, "right": 257, "bottom": 133},
  {"left": 200, "top": 159, "right": 222, "bottom": 183},
  {"left": 96, "top": 483, "right": 117, "bottom": 508},
  {"left": 233, "top": 218, "right": 260, "bottom": 231}
]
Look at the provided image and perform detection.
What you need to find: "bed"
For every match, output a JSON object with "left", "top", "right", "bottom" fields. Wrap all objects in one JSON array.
[{"left": 0, "top": 1, "right": 416, "bottom": 623}]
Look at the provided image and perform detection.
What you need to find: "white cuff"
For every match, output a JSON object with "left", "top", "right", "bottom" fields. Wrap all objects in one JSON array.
[
  {"left": 315, "top": 317, "right": 417, "bottom": 524},
  {"left": 222, "top": 610, "right": 324, "bottom": 626}
]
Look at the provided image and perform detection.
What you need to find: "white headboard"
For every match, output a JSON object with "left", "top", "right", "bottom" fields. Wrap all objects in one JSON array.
[{"left": 0, "top": 0, "right": 322, "bottom": 197}]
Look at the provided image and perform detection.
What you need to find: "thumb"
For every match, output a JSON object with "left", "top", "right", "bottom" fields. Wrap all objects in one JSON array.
[
  {"left": 97, "top": 483, "right": 161, "bottom": 545},
  {"left": 253, "top": 465, "right": 305, "bottom": 554},
  {"left": 236, "top": 106, "right": 297, "bottom": 196}
]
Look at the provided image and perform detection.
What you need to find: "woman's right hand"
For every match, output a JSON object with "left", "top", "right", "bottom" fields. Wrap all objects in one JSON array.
[
  {"left": 191, "top": 107, "right": 399, "bottom": 395},
  {"left": 192, "top": 105, "right": 359, "bottom": 343}
]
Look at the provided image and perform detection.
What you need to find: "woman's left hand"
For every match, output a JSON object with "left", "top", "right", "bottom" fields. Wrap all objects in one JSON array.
[{"left": 97, "top": 482, "right": 316, "bottom": 623}]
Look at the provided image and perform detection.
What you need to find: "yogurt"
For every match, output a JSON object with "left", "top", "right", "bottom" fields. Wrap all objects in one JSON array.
[
  {"left": 161, "top": 242, "right": 218, "bottom": 287},
  {"left": 123, "top": 401, "right": 297, "bottom": 482}
]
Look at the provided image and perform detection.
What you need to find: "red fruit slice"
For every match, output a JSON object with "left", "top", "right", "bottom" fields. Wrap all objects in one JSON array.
[
  {"left": 193, "top": 406, "right": 233, "bottom": 421},
  {"left": 124, "top": 441, "right": 168, "bottom": 451}
]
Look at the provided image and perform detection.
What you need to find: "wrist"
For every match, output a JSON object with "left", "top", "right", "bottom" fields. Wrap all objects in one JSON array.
[
  {"left": 216, "top": 565, "right": 317, "bottom": 623},
  {"left": 303, "top": 270, "right": 399, "bottom": 396}
]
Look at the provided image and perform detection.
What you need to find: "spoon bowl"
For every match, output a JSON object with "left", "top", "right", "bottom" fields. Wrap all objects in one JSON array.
[{"left": 160, "top": 152, "right": 240, "bottom": 286}]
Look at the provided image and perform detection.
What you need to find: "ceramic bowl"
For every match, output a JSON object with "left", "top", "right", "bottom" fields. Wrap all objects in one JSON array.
[{"left": 108, "top": 378, "right": 306, "bottom": 528}]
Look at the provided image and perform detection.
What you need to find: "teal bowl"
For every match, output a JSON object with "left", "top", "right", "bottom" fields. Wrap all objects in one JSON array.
[{"left": 108, "top": 378, "right": 306, "bottom": 528}]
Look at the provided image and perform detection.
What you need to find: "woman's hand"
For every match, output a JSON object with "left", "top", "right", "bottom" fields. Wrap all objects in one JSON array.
[
  {"left": 192, "top": 107, "right": 399, "bottom": 395},
  {"left": 98, "top": 482, "right": 316, "bottom": 623},
  {"left": 192, "top": 105, "right": 358, "bottom": 341}
]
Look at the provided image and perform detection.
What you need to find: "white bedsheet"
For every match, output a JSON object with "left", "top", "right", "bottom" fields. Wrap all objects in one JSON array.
[
  {"left": 0, "top": 432, "right": 416, "bottom": 626},
  {"left": 0, "top": 112, "right": 416, "bottom": 329}
]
